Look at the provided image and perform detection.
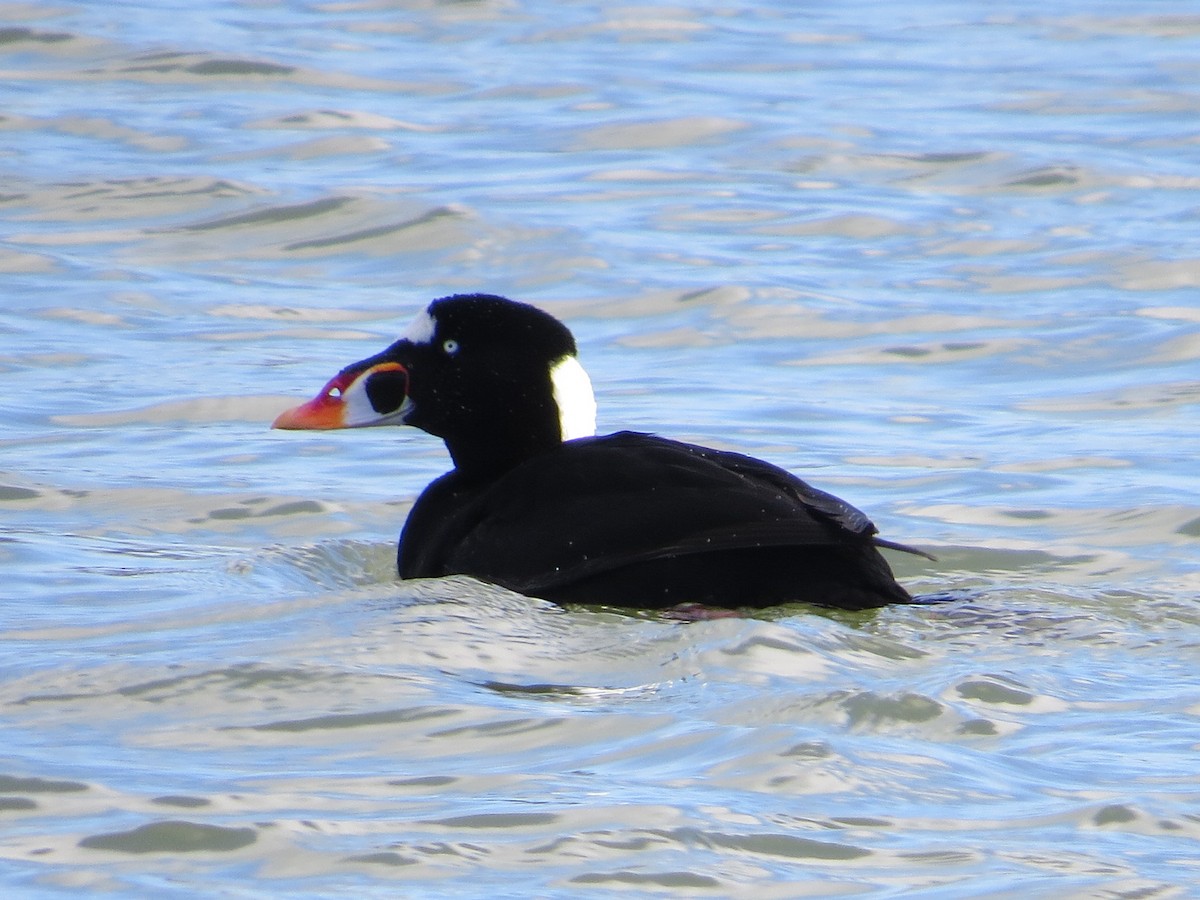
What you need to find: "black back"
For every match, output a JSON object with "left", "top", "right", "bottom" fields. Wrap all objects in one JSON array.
[{"left": 398, "top": 431, "right": 913, "bottom": 609}]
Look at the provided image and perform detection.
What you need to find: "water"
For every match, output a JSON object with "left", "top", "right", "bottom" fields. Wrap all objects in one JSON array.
[{"left": 3, "top": 0, "right": 1199, "bottom": 895}]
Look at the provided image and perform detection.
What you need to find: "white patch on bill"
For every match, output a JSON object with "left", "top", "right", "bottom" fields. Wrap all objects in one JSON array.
[
  {"left": 401, "top": 308, "right": 437, "bottom": 345},
  {"left": 342, "top": 369, "right": 413, "bottom": 428},
  {"left": 550, "top": 355, "right": 597, "bottom": 441}
]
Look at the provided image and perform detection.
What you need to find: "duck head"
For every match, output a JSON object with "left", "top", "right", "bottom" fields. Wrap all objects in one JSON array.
[{"left": 273, "top": 293, "right": 597, "bottom": 476}]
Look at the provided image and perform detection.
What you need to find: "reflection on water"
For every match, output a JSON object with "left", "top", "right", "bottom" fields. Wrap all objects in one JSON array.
[{"left": 2, "top": 0, "right": 1199, "bottom": 895}]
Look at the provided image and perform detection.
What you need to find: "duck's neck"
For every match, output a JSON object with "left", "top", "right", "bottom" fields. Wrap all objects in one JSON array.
[
  {"left": 442, "top": 355, "right": 596, "bottom": 482},
  {"left": 443, "top": 420, "right": 565, "bottom": 484}
]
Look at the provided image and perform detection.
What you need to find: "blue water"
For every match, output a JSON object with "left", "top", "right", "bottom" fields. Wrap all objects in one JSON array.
[{"left": 2, "top": 1, "right": 1199, "bottom": 896}]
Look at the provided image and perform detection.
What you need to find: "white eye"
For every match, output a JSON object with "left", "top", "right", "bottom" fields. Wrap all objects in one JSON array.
[{"left": 441, "top": 338, "right": 460, "bottom": 356}]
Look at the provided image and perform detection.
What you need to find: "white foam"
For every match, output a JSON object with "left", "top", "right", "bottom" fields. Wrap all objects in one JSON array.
[{"left": 549, "top": 355, "right": 597, "bottom": 441}]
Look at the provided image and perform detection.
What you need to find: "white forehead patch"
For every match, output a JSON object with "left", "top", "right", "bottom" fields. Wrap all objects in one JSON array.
[
  {"left": 401, "top": 308, "right": 437, "bottom": 345},
  {"left": 550, "top": 355, "right": 596, "bottom": 441}
]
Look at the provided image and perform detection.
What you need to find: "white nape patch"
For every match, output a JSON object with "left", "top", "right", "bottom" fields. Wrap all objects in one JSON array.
[
  {"left": 401, "top": 308, "right": 436, "bottom": 344},
  {"left": 550, "top": 355, "right": 597, "bottom": 441}
]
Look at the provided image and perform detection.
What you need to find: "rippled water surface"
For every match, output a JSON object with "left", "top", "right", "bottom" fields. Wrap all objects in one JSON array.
[{"left": 3, "top": 1, "right": 1200, "bottom": 896}]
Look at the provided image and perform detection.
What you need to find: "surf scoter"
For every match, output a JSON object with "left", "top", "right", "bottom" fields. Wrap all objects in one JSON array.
[{"left": 273, "top": 293, "right": 928, "bottom": 610}]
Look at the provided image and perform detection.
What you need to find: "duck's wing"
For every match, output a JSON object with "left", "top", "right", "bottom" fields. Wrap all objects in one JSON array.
[
  {"left": 692, "top": 442, "right": 934, "bottom": 560},
  {"left": 434, "top": 432, "right": 922, "bottom": 594}
]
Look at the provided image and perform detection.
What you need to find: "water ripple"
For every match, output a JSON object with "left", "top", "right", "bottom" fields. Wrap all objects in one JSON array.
[{"left": 3, "top": 0, "right": 1199, "bottom": 894}]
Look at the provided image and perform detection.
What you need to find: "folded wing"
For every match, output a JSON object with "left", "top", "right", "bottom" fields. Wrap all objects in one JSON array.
[{"left": 419, "top": 432, "right": 914, "bottom": 594}]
